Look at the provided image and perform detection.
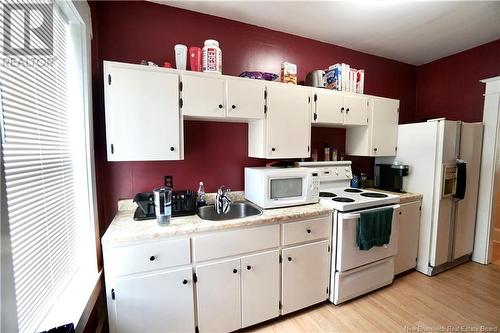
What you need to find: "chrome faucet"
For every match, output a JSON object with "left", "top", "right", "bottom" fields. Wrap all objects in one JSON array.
[{"left": 215, "top": 186, "right": 232, "bottom": 214}]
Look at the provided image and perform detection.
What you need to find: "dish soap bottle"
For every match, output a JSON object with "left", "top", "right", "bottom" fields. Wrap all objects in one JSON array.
[{"left": 197, "top": 181, "right": 206, "bottom": 207}]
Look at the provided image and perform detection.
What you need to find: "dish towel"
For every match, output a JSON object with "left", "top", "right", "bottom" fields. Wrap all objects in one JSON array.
[{"left": 356, "top": 208, "right": 393, "bottom": 251}]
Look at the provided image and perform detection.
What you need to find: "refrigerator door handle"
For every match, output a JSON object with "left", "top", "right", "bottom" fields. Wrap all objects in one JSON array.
[{"left": 454, "top": 159, "right": 467, "bottom": 200}]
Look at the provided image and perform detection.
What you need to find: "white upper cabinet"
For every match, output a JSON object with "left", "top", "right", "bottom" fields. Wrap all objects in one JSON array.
[
  {"left": 181, "top": 74, "right": 226, "bottom": 119},
  {"left": 249, "top": 84, "right": 312, "bottom": 159},
  {"left": 312, "top": 89, "right": 344, "bottom": 125},
  {"left": 346, "top": 96, "right": 400, "bottom": 157},
  {"left": 226, "top": 78, "right": 266, "bottom": 120},
  {"left": 312, "top": 89, "right": 368, "bottom": 127},
  {"left": 343, "top": 94, "right": 369, "bottom": 126},
  {"left": 104, "top": 61, "right": 183, "bottom": 161}
]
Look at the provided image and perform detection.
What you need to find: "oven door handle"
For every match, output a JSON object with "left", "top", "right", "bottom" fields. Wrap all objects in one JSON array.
[{"left": 342, "top": 205, "right": 401, "bottom": 220}]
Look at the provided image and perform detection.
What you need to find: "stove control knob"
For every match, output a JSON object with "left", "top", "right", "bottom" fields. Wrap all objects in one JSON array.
[
  {"left": 335, "top": 170, "right": 339, "bottom": 176},
  {"left": 345, "top": 167, "right": 349, "bottom": 171}
]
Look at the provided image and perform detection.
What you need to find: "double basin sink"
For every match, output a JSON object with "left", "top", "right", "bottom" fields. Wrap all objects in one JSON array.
[{"left": 197, "top": 202, "right": 262, "bottom": 221}]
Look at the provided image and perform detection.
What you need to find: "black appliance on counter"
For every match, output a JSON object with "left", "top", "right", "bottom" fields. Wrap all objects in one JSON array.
[
  {"left": 133, "top": 190, "right": 198, "bottom": 221},
  {"left": 374, "top": 163, "right": 409, "bottom": 193}
]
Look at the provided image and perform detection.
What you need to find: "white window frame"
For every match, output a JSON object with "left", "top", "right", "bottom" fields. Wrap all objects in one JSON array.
[{"left": 0, "top": 1, "right": 100, "bottom": 332}]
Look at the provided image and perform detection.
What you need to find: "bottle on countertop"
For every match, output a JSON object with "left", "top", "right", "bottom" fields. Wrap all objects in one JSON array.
[
  {"left": 324, "top": 144, "right": 330, "bottom": 161},
  {"left": 331, "top": 148, "right": 338, "bottom": 161},
  {"left": 197, "top": 181, "right": 206, "bottom": 207}
]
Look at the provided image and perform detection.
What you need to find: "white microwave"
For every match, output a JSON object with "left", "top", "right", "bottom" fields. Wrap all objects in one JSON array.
[{"left": 244, "top": 167, "right": 320, "bottom": 209}]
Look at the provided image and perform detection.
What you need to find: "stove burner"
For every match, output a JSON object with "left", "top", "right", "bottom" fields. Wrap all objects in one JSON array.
[
  {"left": 360, "top": 192, "right": 388, "bottom": 198},
  {"left": 319, "top": 192, "right": 337, "bottom": 198},
  {"left": 333, "top": 197, "right": 355, "bottom": 203},
  {"left": 344, "top": 188, "right": 363, "bottom": 193}
]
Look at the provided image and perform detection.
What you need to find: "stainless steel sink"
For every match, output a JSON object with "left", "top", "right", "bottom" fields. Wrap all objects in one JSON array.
[{"left": 197, "top": 202, "right": 263, "bottom": 221}]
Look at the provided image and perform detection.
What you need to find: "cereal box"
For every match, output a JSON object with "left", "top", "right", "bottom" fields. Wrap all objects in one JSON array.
[
  {"left": 281, "top": 62, "right": 297, "bottom": 85},
  {"left": 325, "top": 65, "right": 341, "bottom": 90},
  {"left": 356, "top": 69, "right": 365, "bottom": 94}
]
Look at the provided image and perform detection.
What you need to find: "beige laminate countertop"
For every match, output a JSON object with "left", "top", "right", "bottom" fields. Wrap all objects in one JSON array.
[
  {"left": 102, "top": 197, "right": 332, "bottom": 246},
  {"left": 368, "top": 188, "right": 422, "bottom": 204}
]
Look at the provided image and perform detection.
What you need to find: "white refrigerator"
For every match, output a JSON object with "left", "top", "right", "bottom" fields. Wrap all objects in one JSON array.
[{"left": 376, "top": 119, "right": 483, "bottom": 276}]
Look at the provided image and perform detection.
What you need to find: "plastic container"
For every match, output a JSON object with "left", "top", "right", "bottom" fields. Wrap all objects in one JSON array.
[
  {"left": 331, "top": 148, "right": 338, "bottom": 161},
  {"left": 189, "top": 46, "right": 202, "bottom": 72},
  {"left": 174, "top": 44, "right": 187, "bottom": 70},
  {"left": 197, "top": 181, "right": 206, "bottom": 207},
  {"left": 202, "top": 39, "right": 222, "bottom": 74}
]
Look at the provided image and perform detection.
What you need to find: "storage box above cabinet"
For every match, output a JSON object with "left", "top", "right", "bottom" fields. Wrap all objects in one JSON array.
[
  {"left": 346, "top": 96, "right": 400, "bottom": 157},
  {"left": 104, "top": 61, "right": 183, "bottom": 161},
  {"left": 248, "top": 83, "right": 312, "bottom": 159},
  {"left": 180, "top": 73, "right": 266, "bottom": 121},
  {"left": 312, "top": 89, "right": 368, "bottom": 127}
]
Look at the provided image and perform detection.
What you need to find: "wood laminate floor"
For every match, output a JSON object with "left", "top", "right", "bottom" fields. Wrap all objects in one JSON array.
[{"left": 244, "top": 258, "right": 500, "bottom": 333}]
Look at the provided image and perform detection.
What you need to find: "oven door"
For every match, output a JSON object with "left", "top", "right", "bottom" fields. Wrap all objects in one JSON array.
[{"left": 335, "top": 204, "right": 400, "bottom": 272}]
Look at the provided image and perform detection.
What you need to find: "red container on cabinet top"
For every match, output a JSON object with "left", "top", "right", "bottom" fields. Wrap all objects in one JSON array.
[{"left": 189, "top": 47, "right": 202, "bottom": 72}]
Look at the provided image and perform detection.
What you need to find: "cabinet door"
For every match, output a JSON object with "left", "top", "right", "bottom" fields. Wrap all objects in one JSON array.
[
  {"left": 281, "top": 240, "right": 330, "bottom": 315},
  {"left": 196, "top": 258, "right": 241, "bottom": 332},
  {"left": 181, "top": 74, "right": 225, "bottom": 118},
  {"left": 226, "top": 78, "right": 266, "bottom": 120},
  {"left": 343, "top": 94, "right": 368, "bottom": 126},
  {"left": 266, "top": 84, "right": 312, "bottom": 158},
  {"left": 395, "top": 201, "right": 421, "bottom": 275},
  {"left": 313, "top": 89, "right": 344, "bottom": 125},
  {"left": 241, "top": 250, "right": 280, "bottom": 328},
  {"left": 104, "top": 62, "right": 182, "bottom": 161},
  {"left": 112, "top": 268, "right": 195, "bottom": 333},
  {"left": 370, "top": 97, "right": 400, "bottom": 156}
]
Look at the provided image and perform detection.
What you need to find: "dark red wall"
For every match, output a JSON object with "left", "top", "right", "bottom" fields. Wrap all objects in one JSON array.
[
  {"left": 416, "top": 39, "right": 500, "bottom": 122},
  {"left": 90, "top": 1, "right": 418, "bottom": 232}
]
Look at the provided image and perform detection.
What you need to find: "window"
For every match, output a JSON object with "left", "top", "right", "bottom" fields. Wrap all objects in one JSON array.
[{"left": 0, "top": 1, "right": 97, "bottom": 332}]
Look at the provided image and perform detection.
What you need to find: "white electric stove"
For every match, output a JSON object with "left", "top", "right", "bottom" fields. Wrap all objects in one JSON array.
[{"left": 297, "top": 161, "right": 401, "bottom": 304}]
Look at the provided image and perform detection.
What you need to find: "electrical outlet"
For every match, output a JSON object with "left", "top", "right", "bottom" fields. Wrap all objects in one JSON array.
[{"left": 164, "top": 175, "right": 173, "bottom": 188}]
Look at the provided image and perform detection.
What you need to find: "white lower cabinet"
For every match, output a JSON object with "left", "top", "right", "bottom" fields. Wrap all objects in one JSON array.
[
  {"left": 394, "top": 200, "right": 421, "bottom": 274},
  {"left": 196, "top": 258, "right": 242, "bottom": 333},
  {"left": 281, "top": 240, "right": 331, "bottom": 315},
  {"left": 241, "top": 250, "right": 280, "bottom": 328},
  {"left": 104, "top": 215, "right": 333, "bottom": 333},
  {"left": 112, "top": 268, "right": 195, "bottom": 333}
]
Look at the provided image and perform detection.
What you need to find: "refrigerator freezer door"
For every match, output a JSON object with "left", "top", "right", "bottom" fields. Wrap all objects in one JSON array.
[
  {"left": 453, "top": 123, "right": 483, "bottom": 260},
  {"left": 430, "top": 120, "right": 459, "bottom": 267}
]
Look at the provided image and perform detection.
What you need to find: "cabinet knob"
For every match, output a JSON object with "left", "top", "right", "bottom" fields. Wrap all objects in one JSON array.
[
  {"left": 373, "top": 148, "right": 378, "bottom": 152},
  {"left": 232, "top": 105, "right": 236, "bottom": 109},
  {"left": 341, "top": 107, "right": 344, "bottom": 113},
  {"left": 287, "top": 257, "right": 292, "bottom": 262},
  {"left": 399, "top": 211, "right": 402, "bottom": 215},
  {"left": 271, "top": 148, "right": 276, "bottom": 152},
  {"left": 149, "top": 256, "right": 156, "bottom": 261},
  {"left": 170, "top": 146, "right": 175, "bottom": 151},
  {"left": 246, "top": 265, "right": 252, "bottom": 270},
  {"left": 233, "top": 269, "right": 238, "bottom": 274},
  {"left": 182, "top": 279, "right": 188, "bottom": 284},
  {"left": 346, "top": 108, "right": 350, "bottom": 114},
  {"left": 306, "top": 228, "right": 311, "bottom": 234},
  {"left": 218, "top": 104, "right": 223, "bottom": 109}
]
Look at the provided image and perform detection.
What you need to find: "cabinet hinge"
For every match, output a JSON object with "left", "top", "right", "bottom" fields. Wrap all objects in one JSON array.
[
  {"left": 179, "top": 81, "right": 183, "bottom": 91},
  {"left": 314, "top": 93, "right": 318, "bottom": 102},
  {"left": 264, "top": 89, "right": 267, "bottom": 100},
  {"left": 179, "top": 98, "right": 183, "bottom": 108},
  {"left": 395, "top": 146, "right": 398, "bottom": 152},
  {"left": 367, "top": 117, "right": 369, "bottom": 123},
  {"left": 397, "top": 107, "right": 400, "bottom": 113},
  {"left": 313, "top": 113, "right": 318, "bottom": 121},
  {"left": 193, "top": 272, "right": 197, "bottom": 283},
  {"left": 111, "top": 288, "right": 115, "bottom": 300},
  {"left": 108, "top": 74, "right": 111, "bottom": 85},
  {"left": 279, "top": 254, "right": 282, "bottom": 263},
  {"left": 279, "top": 301, "right": 282, "bottom": 310},
  {"left": 327, "top": 245, "right": 331, "bottom": 252},
  {"left": 195, "top": 326, "right": 199, "bottom": 333},
  {"left": 307, "top": 145, "right": 310, "bottom": 152},
  {"left": 264, "top": 105, "right": 267, "bottom": 114},
  {"left": 308, "top": 96, "right": 311, "bottom": 104},
  {"left": 367, "top": 100, "right": 369, "bottom": 107},
  {"left": 110, "top": 144, "right": 114, "bottom": 154},
  {"left": 326, "top": 287, "right": 329, "bottom": 295}
]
